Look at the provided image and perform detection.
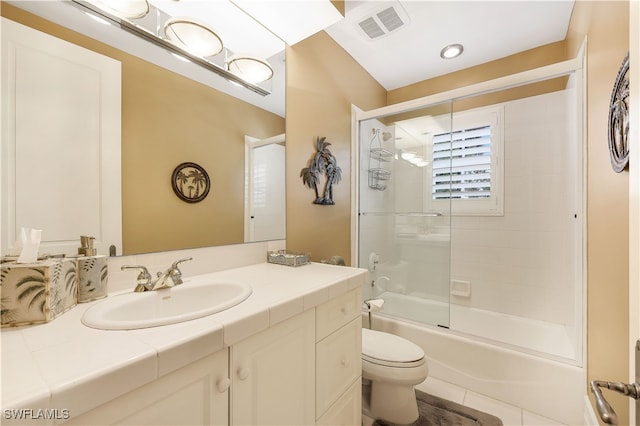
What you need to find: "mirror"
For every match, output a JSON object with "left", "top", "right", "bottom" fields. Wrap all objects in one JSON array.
[{"left": 1, "top": 1, "right": 286, "bottom": 256}]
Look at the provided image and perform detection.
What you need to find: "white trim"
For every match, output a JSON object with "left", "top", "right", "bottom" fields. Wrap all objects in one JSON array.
[
  {"left": 356, "top": 57, "right": 583, "bottom": 122},
  {"left": 351, "top": 105, "right": 363, "bottom": 266},
  {"left": 577, "top": 37, "right": 588, "bottom": 371}
]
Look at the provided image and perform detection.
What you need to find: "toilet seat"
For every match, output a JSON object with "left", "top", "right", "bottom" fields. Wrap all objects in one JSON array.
[
  {"left": 362, "top": 328, "right": 425, "bottom": 368},
  {"left": 362, "top": 354, "right": 425, "bottom": 368}
]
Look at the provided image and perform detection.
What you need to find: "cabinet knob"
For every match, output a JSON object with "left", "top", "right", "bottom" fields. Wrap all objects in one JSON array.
[
  {"left": 216, "top": 377, "right": 231, "bottom": 393},
  {"left": 341, "top": 359, "right": 349, "bottom": 368},
  {"left": 237, "top": 367, "right": 250, "bottom": 380}
]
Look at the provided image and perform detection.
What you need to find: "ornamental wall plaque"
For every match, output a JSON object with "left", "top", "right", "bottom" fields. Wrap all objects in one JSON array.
[
  {"left": 171, "top": 162, "right": 211, "bottom": 203},
  {"left": 300, "top": 136, "right": 342, "bottom": 205},
  {"left": 608, "top": 52, "right": 629, "bottom": 173}
]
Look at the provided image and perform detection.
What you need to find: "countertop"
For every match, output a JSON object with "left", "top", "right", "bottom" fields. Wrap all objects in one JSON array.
[{"left": 1, "top": 262, "right": 367, "bottom": 420}]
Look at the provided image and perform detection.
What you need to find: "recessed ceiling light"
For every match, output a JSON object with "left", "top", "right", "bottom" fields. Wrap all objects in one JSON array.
[
  {"left": 164, "top": 18, "right": 224, "bottom": 58},
  {"left": 440, "top": 43, "right": 464, "bottom": 59}
]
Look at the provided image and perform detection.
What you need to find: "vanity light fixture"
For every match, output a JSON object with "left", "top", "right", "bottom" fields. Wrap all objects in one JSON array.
[
  {"left": 440, "top": 43, "right": 464, "bottom": 59},
  {"left": 226, "top": 56, "right": 274, "bottom": 84},
  {"left": 87, "top": 0, "right": 149, "bottom": 19},
  {"left": 164, "top": 18, "right": 224, "bottom": 58},
  {"left": 71, "top": 0, "right": 272, "bottom": 96}
]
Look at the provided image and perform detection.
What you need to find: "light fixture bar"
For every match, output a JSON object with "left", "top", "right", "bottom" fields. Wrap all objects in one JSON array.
[{"left": 71, "top": 0, "right": 271, "bottom": 96}]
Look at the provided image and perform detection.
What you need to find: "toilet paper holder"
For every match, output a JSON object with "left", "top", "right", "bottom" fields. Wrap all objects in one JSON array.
[{"left": 363, "top": 298, "right": 384, "bottom": 329}]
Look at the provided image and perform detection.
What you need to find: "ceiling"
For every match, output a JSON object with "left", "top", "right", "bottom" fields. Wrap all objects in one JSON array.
[
  {"left": 325, "top": 0, "right": 575, "bottom": 90},
  {"left": 6, "top": 0, "right": 575, "bottom": 115}
]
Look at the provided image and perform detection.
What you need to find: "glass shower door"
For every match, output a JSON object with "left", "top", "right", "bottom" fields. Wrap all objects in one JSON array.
[{"left": 358, "top": 102, "right": 452, "bottom": 328}]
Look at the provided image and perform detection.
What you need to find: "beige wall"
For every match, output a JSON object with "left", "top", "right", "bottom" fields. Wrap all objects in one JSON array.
[
  {"left": 285, "top": 32, "right": 386, "bottom": 265},
  {"left": 567, "top": 1, "right": 630, "bottom": 424},
  {"left": 1, "top": 4, "right": 285, "bottom": 255},
  {"left": 387, "top": 41, "right": 568, "bottom": 104}
]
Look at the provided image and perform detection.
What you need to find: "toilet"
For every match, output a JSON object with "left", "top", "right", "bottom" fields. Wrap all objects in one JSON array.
[{"left": 361, "top": 328, "right": 428, "bottom": 425}]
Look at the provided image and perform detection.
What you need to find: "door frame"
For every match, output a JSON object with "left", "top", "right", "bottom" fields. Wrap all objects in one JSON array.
[{"left": 243, "top": 133, "right": 286, "bottom": 242}]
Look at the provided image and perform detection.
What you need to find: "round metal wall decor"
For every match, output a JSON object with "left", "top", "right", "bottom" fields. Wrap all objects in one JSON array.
[
  {"left": 608, "top": 52, "right": 629, "bottom": 173},
  {"left": 171, "top": 162, "right": 211, "bottom": 203}
]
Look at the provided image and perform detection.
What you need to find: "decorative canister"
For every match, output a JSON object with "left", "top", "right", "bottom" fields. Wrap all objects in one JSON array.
[
  {"left": 76, "top": 255, "right": 108, "bottom": 303},
  {"left": 1, "top": 258, "right": 77, "bottom": 327}
]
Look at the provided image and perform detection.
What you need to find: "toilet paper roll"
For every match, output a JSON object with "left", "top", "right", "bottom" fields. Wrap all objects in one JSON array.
[{"left": 364, "top": 298, "right": 385, "bottom": 312}]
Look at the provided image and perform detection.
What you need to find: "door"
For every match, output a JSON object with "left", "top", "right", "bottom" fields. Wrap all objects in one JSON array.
[
  {"left": 1, "top": 18, "right": 122, "bottom": 256},
  {"left": 244, "top": 134, "right": 285, "bottom": 242}
]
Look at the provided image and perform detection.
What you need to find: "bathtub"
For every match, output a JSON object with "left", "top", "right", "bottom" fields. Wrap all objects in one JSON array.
[
  {"left": 376, "top": 291, "right": 578, "bottom": 361},
  {"left": 368, "top": 292, "right": 586, "bottom": 425}
]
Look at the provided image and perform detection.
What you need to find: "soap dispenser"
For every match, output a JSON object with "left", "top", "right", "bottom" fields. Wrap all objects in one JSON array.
[
  {"left": 78, "top": 235, "right": 96, "bottom": 256},
  {"left": 76, "top": 236, "right": 108, "bottom": 302}
]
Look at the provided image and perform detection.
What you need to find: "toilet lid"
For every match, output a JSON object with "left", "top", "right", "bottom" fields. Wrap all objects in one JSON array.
[{"left": 362, "top": 328, "right": 424, "bottom": 363}]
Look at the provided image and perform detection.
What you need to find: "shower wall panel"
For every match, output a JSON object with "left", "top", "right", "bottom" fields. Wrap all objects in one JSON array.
[{"left": 449, "top": 89, "right": 579, "bottom": 326}]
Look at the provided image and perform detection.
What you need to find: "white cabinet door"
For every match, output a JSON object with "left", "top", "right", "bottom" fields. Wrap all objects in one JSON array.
[
  {"left": 316, "top": 317, "right": 362, "bottom": 418},
  {"left": 231, "top": 309, "right": 315, "bottom": 425},
  {"left": 1, "top": 18, "right": 121, "bottom": 256},
  {"left": 316, "top": 379, "right": 362, "bottom": 426},
  {"left": 66, "top": 349, "right": 229, "bottom": 425}
]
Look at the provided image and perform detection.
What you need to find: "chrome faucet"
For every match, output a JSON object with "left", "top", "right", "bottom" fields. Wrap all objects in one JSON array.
[{"left": 121, "top": 257, "right": 193, "bottom": 292}]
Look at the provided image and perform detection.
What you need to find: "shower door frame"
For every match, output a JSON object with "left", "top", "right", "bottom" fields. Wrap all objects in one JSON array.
[{"left": 351, "top": 50, "right": 587, "bottom": 365}]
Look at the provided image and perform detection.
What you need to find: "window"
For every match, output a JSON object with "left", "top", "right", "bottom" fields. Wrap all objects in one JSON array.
[{"left": 426, "top": 105, "right": 504, "bottom": 215}]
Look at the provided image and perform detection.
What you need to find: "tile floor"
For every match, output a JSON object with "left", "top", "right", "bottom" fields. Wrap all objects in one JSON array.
[{"left": 414, "top": 377, "right": 568, "bottom": 426}]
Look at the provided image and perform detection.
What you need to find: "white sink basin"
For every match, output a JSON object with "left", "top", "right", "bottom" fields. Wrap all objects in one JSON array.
[{"left": 81, "top": 281, "right": 252, "bottom": 330}]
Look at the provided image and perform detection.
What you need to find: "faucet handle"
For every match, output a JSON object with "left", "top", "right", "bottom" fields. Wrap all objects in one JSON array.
[
  {"left": 168, "top": 257, "right": 193, "bottom": 286},
  {"left": 121, "top": 265, "right": 152, "bottom": 291},
  {"left": 171, "top": 257, "right": 193, "bottom": 269}
]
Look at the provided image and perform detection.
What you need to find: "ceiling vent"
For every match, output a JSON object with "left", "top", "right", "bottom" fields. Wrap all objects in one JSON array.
[{"left": 356, "top": 4, "right": 410, "bottom": 40}]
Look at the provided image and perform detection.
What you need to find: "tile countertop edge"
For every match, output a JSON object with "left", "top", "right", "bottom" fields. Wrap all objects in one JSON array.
[{"left": 1, "top": 262, "right": 368, "bottom": 418}]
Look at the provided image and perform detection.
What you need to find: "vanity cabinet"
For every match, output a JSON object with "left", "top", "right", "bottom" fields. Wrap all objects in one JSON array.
[
  {"left": 63, "top": 288, "right": 361, "bottom": 426},
  {"left": 315, "top": 288, "right": 362, "bottom": 424},
  {"left": 65, "top": 348, "right": 229, "bottom": 425},
  {"left": 229, "top": 288, "right": 362, "bottom": 426},
  {"left": 231, "top": 309, "right": 316, "bottom": 425}
]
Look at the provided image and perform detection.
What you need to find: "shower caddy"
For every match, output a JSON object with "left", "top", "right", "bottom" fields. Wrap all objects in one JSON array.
[{"left": 368, "top": 128, "right": 392, "bottom": 191}]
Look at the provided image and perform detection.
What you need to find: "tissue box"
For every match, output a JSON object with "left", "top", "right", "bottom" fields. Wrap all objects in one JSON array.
[
  {"left": 77, "top": 255, "right": 108, "bottom": 303},
  {"left": 1, "top": 259, "right": 78, "bottom": 327}
]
